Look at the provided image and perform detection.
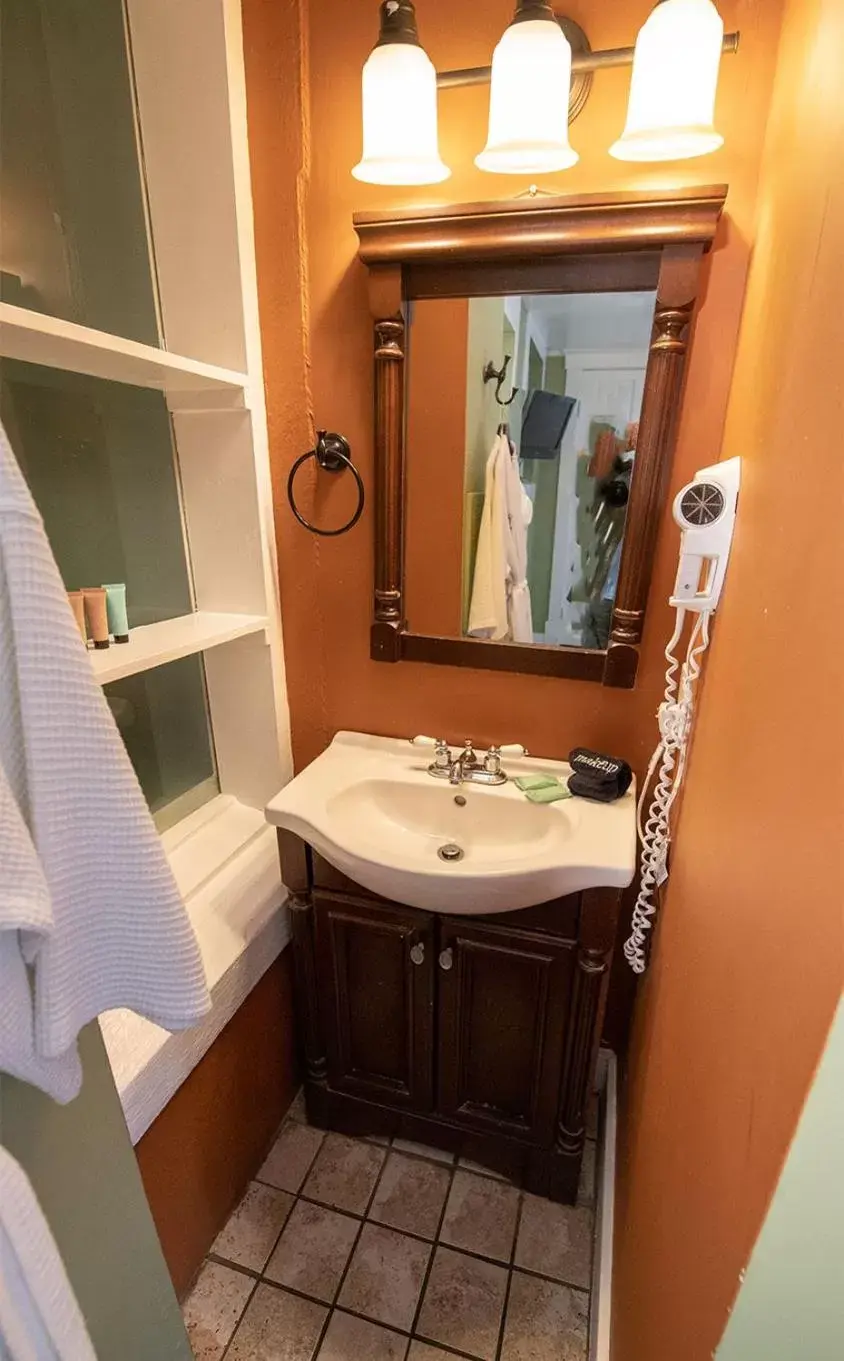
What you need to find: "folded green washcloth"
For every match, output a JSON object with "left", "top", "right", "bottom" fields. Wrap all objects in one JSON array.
[
  {"left": 515, "top": 775, "right": 573, "bottom": 803},
  {"left": 515, "top": 775, "right": 558, "bottom": 791},
  {"left": 524, "top": 783, "right": 573, "bottom": 804}
]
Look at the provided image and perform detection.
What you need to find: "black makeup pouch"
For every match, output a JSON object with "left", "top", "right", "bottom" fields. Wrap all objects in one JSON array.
[{"left": 567, "top": 748, "right": 633, "bottom": 803}]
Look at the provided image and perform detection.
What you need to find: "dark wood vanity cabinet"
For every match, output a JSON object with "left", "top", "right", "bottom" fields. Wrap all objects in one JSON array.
[
  {"left": 436, "top": 919, "right": 575, "bottom": 1146},
  {"left": 281, "top": 834, "right": 621, "bottom": 1204},
  {"left": 313, "top": 893, "right": 435, "bottom": 1112}
]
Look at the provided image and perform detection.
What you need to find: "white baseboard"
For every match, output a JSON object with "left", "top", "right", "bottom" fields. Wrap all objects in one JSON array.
[{"left": 590, "top": 1047, "right": 617, "bottom": 1361}]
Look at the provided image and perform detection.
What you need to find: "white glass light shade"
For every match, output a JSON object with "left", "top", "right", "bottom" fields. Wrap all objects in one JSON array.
[
  {"left": 610, "top": 0, "right": 725, "bottom": 162},
  {"left": 353, "top": 43, "right": 450, "bottom": 185},
  {"left": 475, "top": 20, "right": 578, "bottom": 175}
]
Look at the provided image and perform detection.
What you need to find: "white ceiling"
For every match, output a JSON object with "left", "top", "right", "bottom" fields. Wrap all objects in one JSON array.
[{"left": 519, "top": 290, "right": 657, "bottom": 353}]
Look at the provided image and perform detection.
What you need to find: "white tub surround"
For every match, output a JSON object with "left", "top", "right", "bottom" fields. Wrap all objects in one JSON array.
[{"left": 100, "top": 796, "right": 289, "bottom": 1144}]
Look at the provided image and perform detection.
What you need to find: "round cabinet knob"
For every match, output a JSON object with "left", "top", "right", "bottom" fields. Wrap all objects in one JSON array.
[
  {"left": 410, "top": 942, "right": 425, "bottom": 966},
  {"left": 439, "top": 948, "right": 454, "bottom": 972}
]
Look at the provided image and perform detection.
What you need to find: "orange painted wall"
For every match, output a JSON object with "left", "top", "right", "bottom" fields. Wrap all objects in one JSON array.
[
  {"left": 405, "top": 297, "right": 469, "bottom": 637},
  {"left": 612, "top": 1, "right": 844, "bottom": 1357},
  {"left": 243, "top": 0, "right": 784, "bottom": 774}
]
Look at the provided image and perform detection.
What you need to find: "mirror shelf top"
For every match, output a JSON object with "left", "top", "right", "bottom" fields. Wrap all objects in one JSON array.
[
  {"left": 353, "top": 186, "right": 728, "bottom": 690},
  {"left": 353, "top": 184, "right": 728, "bottom": 266}
]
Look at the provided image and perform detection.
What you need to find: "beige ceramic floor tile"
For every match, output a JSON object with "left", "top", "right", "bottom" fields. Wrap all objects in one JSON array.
[
  {"left": 259, "top": 1121, "right": 325, "bottom": 1194},
  {"left": 226, "top": 1283, "right": 327, "bottom": 1361},
  {"left": 212, "top": 1182, "right": 294, "bottom": 1271},
  {"left": 303, "top": 1133, "right": 387, "bottom": 1215},
  {"left": 369, "top": 1151, "right": 451, "bottom": 1239},
  {"left": 392, "top": 1138, "right": 455, "bottom": 1166},
  {"left": 287, "top": 1089, "right": 308, "bottom": 1124},
  {"left": 416, "top": 1246, "right": 508, "bottom": 1361},
  {"left": 515, "top": 1194, "right": 594, "bottom": 1291},
  {"left": 265, "top": 1199, "right": 360, "bottom": 1303},
  {"left": 182, "top": 1260, "right": 253, "bottom": 1361},
  {"left": 407, "top": 1345, "right": 465, "bottom": 1360},
  {"left": 317, "top": 1310, "right": 408, "bottom": 1360},
  {"left": 456, "top": 1158, "right": 508, "bottom": 1182},
  {"left": 337, "top": 1223, "right": 431, "bottom": 1331},
  {"left": 439, "top": 1169, "right": 520, "bottom": 1264},
  {"left": 578, "top": 1142, "right": 596, "bottom": 1209},
  {"left": 500, "top": 1271, "right": 588, "bottom": 1361}
]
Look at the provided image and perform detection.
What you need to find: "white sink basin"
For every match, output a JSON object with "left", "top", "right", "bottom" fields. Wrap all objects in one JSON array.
[{"left": 265, "top": 732, "right": 636, "bottom": 914}]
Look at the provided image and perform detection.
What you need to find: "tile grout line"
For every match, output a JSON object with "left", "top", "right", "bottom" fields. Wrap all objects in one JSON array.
[
  {"left": 254, "top": 1180, "right": 298, "bottom": 1282},
  {"left": 205, "top": 1114, "right": 328, "bottom": 1361},
  {"left": 493, "top": 1189, "right": 524, "bottom": 1361},
  {"left": 408, "top": 1155, "right": 458, "bottom": 1342},
  {"left": 246, "top": 1118, "right": 328, "bottom": 1301},
  {"left": 207, "top": 1254, "right": 261, "bottom": 1283},
  {"left": 260, "top": 1128, "right": 388, "bottom": 1361},
  {"left": 314, "top": 1135, "right": 394, "bottom": 1351},
  {"left": 218, "top": 1274, "right": 260, "bottom": 1361}
]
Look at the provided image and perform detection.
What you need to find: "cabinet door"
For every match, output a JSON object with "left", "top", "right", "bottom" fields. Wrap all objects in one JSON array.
[
  {"left": 314, "top": 892, "right": 435, "bottom": 1111},
  {"left": 437, "top": 919, "right": 575, "bottom": 1143}
]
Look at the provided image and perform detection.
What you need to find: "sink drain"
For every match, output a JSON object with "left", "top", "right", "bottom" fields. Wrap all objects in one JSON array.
[{"left": 438, "top": 843, "right": 464, "bottom": 863}]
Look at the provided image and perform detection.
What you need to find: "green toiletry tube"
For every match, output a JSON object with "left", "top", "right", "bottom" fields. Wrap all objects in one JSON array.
[{"left": 103, "top": 583, "right": 129, "bottom": 643}]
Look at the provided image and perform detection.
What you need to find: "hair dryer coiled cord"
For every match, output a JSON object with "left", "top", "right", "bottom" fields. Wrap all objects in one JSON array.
[{"left": 624, "top": 608, "right": 712, "bottom": 975}]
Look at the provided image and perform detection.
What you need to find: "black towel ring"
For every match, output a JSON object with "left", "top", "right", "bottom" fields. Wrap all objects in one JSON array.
[{"left": 287, "top": 431, "right": 365, "bottom": 537}]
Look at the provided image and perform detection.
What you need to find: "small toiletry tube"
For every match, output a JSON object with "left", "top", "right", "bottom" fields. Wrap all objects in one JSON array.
[
  {"left": 103, "top": 583, "right": 129, "bottom": 643},
  {"left": 67, "top": 590, "right": 87, "bottom": 643},
  {"left": 83, "top": 587, "right": 110, "bottom": 649}
]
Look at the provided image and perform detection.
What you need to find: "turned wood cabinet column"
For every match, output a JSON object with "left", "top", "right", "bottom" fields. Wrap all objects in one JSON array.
[
  {"left": 368, "top": 263, "right": 406, "bottom": 662},
  {"left": 606, "top": 242, "right": 704, "bottom": 686},
  {"left": 288, "top": 894, "right": 327, "bottom": 1090},
  {"left": 556, "top": 886, "right": 622, "bottom": 1159},
  {"left": 277, "top": 830, "right": 328, "bottom": 1096}
]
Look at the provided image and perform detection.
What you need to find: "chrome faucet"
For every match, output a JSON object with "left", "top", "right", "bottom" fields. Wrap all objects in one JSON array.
[{"left": 430, "top": 739, "right": 508, "bottom": 787}]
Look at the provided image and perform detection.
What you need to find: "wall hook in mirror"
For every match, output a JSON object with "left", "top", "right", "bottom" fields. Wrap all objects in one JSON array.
[
  {"left": 482, "top": 355, "right": 519, "bottom": 408},
  {"left": 287, "top": 431, "right": 365, "bottom": 537}
]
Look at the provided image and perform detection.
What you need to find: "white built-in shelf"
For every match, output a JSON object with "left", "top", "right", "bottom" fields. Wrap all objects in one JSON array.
[
  {"left": 89, "top": 611, "right": 268, "bottom": 685},
  {"left": 0, "top": 303, "right": 250, "bottom": 401}
]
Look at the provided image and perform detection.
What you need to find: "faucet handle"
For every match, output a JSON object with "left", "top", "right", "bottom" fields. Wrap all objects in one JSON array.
[
  {"left": 484, "top": 746, "right": 502, "bottom": 775},
  {"left": 433, "top": 738, "right": 452, "bottom": 769},
  {"left": 411, "top": 734, "right": 452, "bottom": 769}
]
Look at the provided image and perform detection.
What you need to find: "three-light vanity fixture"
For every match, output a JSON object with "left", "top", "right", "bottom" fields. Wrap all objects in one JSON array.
[{"left": 353, "top": 0, "right": 737, "bottom": 185}]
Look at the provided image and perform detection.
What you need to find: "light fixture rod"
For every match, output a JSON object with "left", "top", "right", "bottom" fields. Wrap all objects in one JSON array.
[{"left": 437, "top": 29, "right": 739, "bottom": 90}]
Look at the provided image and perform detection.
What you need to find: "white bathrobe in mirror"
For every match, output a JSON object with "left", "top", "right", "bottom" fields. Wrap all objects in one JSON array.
[{"left": 468, "top": 432, "right": 534, "bottom": 644}]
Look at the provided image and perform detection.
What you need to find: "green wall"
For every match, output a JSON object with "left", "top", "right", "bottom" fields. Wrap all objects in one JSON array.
[
  {"left": 0, "top": 1025, "right": 192, "bottom": 1360},
  {"left": 716, "top": 1000, "right": 844, "bottom": 1361},
  {"left": 522, "top": 351, "right": 565, "bottom": 634}
]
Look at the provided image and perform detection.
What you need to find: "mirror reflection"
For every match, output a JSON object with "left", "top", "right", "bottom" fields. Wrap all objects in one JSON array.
[{"left": 405, "top": 289, "right": 657, "bottom": 650}]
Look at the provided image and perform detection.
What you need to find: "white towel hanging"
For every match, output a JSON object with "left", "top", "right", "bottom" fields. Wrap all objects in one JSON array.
[
  {"left": 0, "top": 420, "right": 210, "bottom": 1101},
  {"left": 0, "top": 1147, "right": 97, "bottom": 1361},
  {"left": 468, "top": 432, "right": 534, "bottom": 644}
]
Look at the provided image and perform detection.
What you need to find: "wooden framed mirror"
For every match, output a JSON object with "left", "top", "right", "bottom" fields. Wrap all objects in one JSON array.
[{"left": 354, "top": 186, "right": 726, "bottom": 688}]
